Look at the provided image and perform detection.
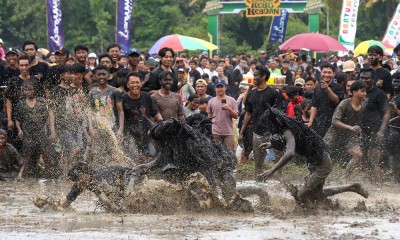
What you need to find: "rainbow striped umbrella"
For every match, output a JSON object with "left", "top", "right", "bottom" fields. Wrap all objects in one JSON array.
[
  {"left": 353, "top": 40, "right": 389, "bottom": 55},
  {"left": 149, "top": 34, "right": 218, "bottom": 56}
]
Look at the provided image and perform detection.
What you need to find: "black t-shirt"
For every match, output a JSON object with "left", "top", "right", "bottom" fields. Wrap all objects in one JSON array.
[
  {"left": 15, "top": 97, "right": 49, "bottom": 136},
  {"left": 142, "top": 66, "right": 178, "bottom": 93},
  {"left": 282, "top": 69, "right": 293, "bottom": 85},
  {"left": 5, "top": 76, "right": 24, "bottom": 116},
  {"left": 110, "top": 64, "right": 124, "bottom": 76},
  {"left": 189, "top": 69, "right": 201, "bottom": 88},
  {"left": 122, "top": 91, "right": 158, "bottom": 136},
  {"left": 30, "top": 61, "right": 48, "bottom": 78},
  {"left": 371, "top": 67, "right": 393, "bottom": 95},
  {"left": 1, "top": 67, "right": 19, "bottom": 85},
  {"left": 245, "top": 86, "right": 281, "bottom": 135},
  {"left": 45, "top": 65, "right": 61, "bottom": 90},
  {"left": 311, "top": 82, "right": 344, "bottom": 137},
  {"left": 50, "top": 85, "right": 75, "bottom": 129},
  {"left": 361, "top": 86, "right": 389, "bottom": 132}
]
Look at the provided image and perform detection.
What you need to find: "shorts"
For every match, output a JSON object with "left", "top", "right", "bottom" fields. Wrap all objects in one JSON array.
[
  {"left": 361, "top": 130, "right": 383, "bottom": 152},
  {"left": 304, "top": 153, "right": 333, "bottom": 190},
  {"left": 213, "top": 134, "right": 236, "bottom": 151},
  {"left": 59, "top": 128, "right": 84, "bottom": 154}
]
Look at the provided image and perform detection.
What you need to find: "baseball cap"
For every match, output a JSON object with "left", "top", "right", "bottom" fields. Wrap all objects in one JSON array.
[
  {"left": 196, "top": 79, "right": 208, "bottom": 86},
  {"left": 88, "top": 52, "right": 97, "bottom": 58},
  {"left": 294, "top": 78, "right": 305, "bottom": 86},
  {"left": 177, "top": 68, "right": 185, "bottom": 72},
  {"left": 0, "top": 38, "right": 3, "bottom": 44},
  {"left": 127, "top": 48, "right": 141, "bottom": 56},
  {"left": 202, "top": 50, "right": 208, "bottom": 55},
  {"left": 260, "top": 50, "right": 266, "bottom": 54},
  {"left": 55, "top": 47, "right": 70, "bottom": 56},
  {"left": 342, "top": 60, "right": 356, "bottom": 72},
  {"left": 5, "top": 48, "right": 19, "bottom": 56},
  {"left": 214, "top": 79, "right": 227, "bottom": 87}
]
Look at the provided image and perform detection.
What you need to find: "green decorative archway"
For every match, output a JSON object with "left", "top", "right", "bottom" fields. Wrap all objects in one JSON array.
[{"left": 205, "top": 1, "right": 321, "bottom": 52}]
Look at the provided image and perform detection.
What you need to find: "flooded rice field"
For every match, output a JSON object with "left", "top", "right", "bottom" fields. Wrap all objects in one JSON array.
[{"left": 0, "top": 176, "right": 399, "bottom": 239}]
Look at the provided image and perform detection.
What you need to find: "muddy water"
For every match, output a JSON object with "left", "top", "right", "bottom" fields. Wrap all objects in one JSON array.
[{"left": 0, "top": 179, "right": 399, "bottom": 240}]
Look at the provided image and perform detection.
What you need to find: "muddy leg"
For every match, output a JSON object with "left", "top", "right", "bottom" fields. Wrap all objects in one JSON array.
[
  {"left": 236, "top": 185, "right": 270, "bottom": 205},
  {"left": 346, "top": 146, "right": 364, "bottom": 174},
  {"left": 391, "top": 154, "right": 400, "bottom": 183},
  {"left": 253, "top": 133, "right": 269, "bottom": 180},
  {"left": 220, "top": 170, "right": 237, "bottom": 201},
  {"left": 323, "top": 183, "right": 368, "bottom": 198}
]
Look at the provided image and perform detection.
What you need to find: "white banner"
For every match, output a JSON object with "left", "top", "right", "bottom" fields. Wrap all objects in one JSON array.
[
  {"left": 338, "top": 0, "right": 360, "bottom": 51},
  {"left": 382, "top": 4, "right": 400, "bottom": 48}
]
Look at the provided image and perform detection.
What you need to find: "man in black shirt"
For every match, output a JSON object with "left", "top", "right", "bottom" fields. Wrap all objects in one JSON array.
[
  {"left": 22, "top": 41, "right": 49, "bottom": 81},
  {"left": 307, "top": 63, "right": 344, "bottom": 137},
  {"left": 239, "top": 65, "right": 281, "bottom": 179},
  {"left": 142, "top": 47, "right": 178, "bottom": 93},
  {"left": 107, "top": 43, "right": 124, "bottom": 75},
  {"left": 367, "top": 45, "right": 393, "bottom": 99},
  {"left": 359, "top": 68, "right": 390, "bottom": 182},
  {"left": 122, "top": 72, "right": 162, "bottom": 157}
]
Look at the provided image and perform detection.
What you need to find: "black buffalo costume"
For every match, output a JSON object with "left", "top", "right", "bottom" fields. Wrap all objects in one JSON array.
[{"left": 134, "top": 117, "right": 237, "bottom": 201}]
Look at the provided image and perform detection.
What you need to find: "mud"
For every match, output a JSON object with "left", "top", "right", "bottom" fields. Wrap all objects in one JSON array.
[{"left": 1, "top": 175, "right": 400, "bottom": 239}]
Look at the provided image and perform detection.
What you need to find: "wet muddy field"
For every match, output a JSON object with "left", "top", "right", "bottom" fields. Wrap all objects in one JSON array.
[{"left": 1, "top": 170, "right": 399, "bottom": 240}]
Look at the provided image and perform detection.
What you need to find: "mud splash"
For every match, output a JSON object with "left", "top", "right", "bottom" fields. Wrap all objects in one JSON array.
[{"left": 2, "top": 175, "right": 400, "bottom": 239}]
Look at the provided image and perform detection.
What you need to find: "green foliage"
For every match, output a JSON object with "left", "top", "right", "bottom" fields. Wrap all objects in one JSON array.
[{"left": 0, "top": 0, "right": 398, "bottom": 55}]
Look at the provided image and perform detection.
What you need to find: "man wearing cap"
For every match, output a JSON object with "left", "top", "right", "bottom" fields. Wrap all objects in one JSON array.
[
  {"left": 294, "top": 78, "right": 305, "bottom": 88},
  {"left": 1, "top": 48, "right": 20, "bottom": 85},
  {"left": 368, "top": 45, "right": 393, "bottom": 99},
  {"left": 126, "top": 48, "right": 141, "bottom": 72},
  {"left": 195, "top": 79, "right": 212, "bottom": 101},
  {"left": 0, "top": 128, "right": 24, "bottom": 181},
  {"left": 207, "top": 79, "right": 238, "bottom": 151},
  {"left": 143, "top": 47, "right": 178, "bottom": 94},
  {"left": 342, "top": 60, "right": 357, "bottom": 79}
]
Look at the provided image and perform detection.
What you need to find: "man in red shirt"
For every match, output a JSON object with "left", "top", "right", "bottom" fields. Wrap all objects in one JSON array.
[{"left": 286, "top": 86, "right": 303, "bottom": 118}]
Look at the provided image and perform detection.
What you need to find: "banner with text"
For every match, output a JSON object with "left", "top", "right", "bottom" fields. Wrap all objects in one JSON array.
[
  {"left": 268, "top": 10, "right": 289, "bottom": 45},
  {"left": 117, "top": 0, "right": 134, "bottom": 54},
  {"left": 382, "top": 3, "right": 400, "bottom": 48},
  {"left": 338, "top": 0, "right": 359, "bottom": 51},
  {"left": 46, "top": 0, "right": 64, "bottom": 51}
]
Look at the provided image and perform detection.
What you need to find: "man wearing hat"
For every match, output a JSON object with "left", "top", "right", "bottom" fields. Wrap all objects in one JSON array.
[
  {"left": 54, "top": 47, "right": 70, "bottom": 65},
  {"left": 207, "top": 79, "right": 238, "bottom": 151},
  {"left": 195, "top": 78, "right": 212, "bottom": 101},
  {"left": 342, "top": 60, "right": 357, "bottom": 79},
  {"left": 0, "top": 128, "right": 24, "bottom": 180},
  {"left": 294, "top": 78, "right": 305, "bottom": 88},
  {"left": 127, "top": 48, "right": 141, "bottom": 72}
]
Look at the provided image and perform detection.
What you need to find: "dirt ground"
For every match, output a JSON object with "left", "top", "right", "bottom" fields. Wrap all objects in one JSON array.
[{"left": 0, "top": 163, "right": 399, "bottom": 240}]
